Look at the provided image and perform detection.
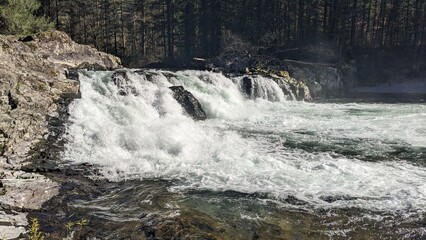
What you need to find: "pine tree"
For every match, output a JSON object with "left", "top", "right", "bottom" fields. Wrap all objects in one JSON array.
[{"left": 0, "top": 0, "right": 53, "bottom": 35}]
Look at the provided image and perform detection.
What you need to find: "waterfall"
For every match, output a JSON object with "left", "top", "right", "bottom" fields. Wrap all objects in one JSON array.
[{"left": 63, "top": 69, "right": 426, "bottom": 213}]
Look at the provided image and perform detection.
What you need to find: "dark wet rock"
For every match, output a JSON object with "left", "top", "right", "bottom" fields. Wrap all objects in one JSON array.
[
  {"left": 142, "top": 210, "right": 231, "bottom": 240},
  {"left": 20, "top": 165, "right": 61, "bottom": 173},
  {"left": 65, "top": 69, "right": 79, "bottom": 81},
  {"left": 169, "top": 86, "right": 207, "bottom": 120},
  {"left": 111, "top": 71, "right": 129, "bottom": 96},
  {"left": 111, "top": 70, "right": 138, "bottom": 96},
  {"left": 242, "top": 76, "right": 254, "bottom": 98},
  {"left": 7, "top": 91, "right": 18, "bottom": 110},
  {"left": 284, "top": 195, "right": 308, "bottom": 206},
  {"left": 320, "top": 195, "right": 359, "bottom": 203},
  {"left": 134, "top": 69, "right": 168, "bottom": 83}
]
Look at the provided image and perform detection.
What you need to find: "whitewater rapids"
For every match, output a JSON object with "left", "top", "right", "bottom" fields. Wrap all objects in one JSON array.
[{"left": 63, "top": 70, "right": 426, "bottom": 216}]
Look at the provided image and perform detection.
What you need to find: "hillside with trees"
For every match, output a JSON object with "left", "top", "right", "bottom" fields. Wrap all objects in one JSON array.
[{"left": 1, "top": 0, "right": 425, "bottom": 82}]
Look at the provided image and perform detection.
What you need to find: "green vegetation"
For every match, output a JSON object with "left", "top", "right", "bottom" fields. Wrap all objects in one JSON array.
[
  {"left": 29, "top": 218, "right": 44, "bottom": 240},
  {"left": 64, "top": 218, "right": 89, "bottom": 239},
  {"left": 0, "top": 0, "right": 53, "bottom": 35},
  {"left": 27, "top": 217, "right": 88, "bottom": 239},
  {"left": 25, "top": 0, "right": 425, "bottom": 73}
]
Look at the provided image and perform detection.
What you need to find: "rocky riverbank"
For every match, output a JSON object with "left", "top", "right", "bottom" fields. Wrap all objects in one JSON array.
[
  {"left": 0, "top": 31, "right": 120, "bottom": 239},
  {"left": 198, "top": 53, "right": 357, "bottom": 99}
]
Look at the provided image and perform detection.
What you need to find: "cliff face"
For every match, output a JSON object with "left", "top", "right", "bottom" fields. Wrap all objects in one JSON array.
[
  {"left": 0, "top": 31, "right": 120, "bottom": 239},
  {"left": 0, "top": 31, "right": 120, "bottom": 160}
]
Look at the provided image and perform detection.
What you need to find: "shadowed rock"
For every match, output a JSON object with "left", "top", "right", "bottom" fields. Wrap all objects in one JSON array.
[
  {"left": 111, "top": 71, "right": 138, "bottom": 96},
  {"left": 242, "top": 76, "right": 254, "bottom": 98},
  {"left": 169, "top": 86, "right": 207, "bottom": 121}
]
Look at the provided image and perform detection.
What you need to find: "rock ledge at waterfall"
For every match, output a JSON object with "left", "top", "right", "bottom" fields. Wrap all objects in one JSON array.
[
  {"left": 202, "top": 54, "right": 357, "bottom": 99},
  {"left": 0, "top": 30, "right": 121, "bottom": 239}
]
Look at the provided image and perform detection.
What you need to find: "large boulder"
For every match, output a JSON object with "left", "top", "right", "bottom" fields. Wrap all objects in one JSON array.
[
  {"left": 0, "top": 30, "right": 121, "bottom": 238},
  {"left": 241, "top": 76, "right": 254, "bottom": 97},
  {"left": 0, "top": 30, "right": 120, "bottom": 162},
  {"left": 169, "top": 86, "right": 207, "bottom": 121},
  {"left": 285, "top": 64, "right": 355, "bottom": 99}
]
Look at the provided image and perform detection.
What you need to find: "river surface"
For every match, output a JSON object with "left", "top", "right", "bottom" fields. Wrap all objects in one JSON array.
[{"left": 46, "top": 70, "right": 425, "bottom": 239}]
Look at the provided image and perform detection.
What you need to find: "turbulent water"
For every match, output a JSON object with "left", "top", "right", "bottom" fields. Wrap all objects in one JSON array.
[{"left": 62, "top": 69, "right": 426, "bottom": 238}]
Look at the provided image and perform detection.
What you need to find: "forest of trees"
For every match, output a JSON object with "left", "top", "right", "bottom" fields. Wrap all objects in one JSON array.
[{"left": 1, "top": 0, "right": 426, "bottom": 78}]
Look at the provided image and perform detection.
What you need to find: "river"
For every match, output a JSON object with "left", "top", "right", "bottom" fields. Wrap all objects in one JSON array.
[{"left": 38, "top": 70, "right": 425, "bottom": 239}]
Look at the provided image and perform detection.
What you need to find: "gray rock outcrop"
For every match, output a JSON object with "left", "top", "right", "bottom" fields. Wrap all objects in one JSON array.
[
  {"left": 285, "top": 64, "right": 355, "bottom": 99},
  {"left": 271, "top": 73, "right": 311, "bottom": 101},
  {"left": 0, "top": 30, "right": 121, "bottom": 238}
]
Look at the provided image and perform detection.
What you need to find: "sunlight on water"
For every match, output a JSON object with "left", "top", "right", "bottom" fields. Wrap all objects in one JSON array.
[{"left": 64, "top": 70, "right": 426, "bottom": 215}]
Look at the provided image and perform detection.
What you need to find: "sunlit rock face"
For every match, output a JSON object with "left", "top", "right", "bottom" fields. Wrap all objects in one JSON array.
[
  {"left": 0, "top": 31, "right": 120, "bottom": 239},
  {"left": 0, "top": 30, "right": 120, "bottom": 161}
]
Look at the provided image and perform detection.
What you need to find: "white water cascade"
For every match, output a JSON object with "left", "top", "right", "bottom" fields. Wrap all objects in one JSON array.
[{"left": 63, "top": 69, "right": 426, "bottom": 215}]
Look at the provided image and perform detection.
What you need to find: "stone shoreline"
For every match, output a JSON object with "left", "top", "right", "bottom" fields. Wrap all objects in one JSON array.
[{"left": 0, "top": 31, "right": 120, "bottom": 239}]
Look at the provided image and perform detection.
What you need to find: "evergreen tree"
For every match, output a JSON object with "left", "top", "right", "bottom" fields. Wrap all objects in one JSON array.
[
  {"left": 0, "top": 0, "right": 53, "bottom": 35},
  {"left": 26, "top": 0, "right": 425, "bottom": 72}
]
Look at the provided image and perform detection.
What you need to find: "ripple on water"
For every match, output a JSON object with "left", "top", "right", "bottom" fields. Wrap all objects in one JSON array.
[{"left": 59, "top": 70, "right": 426, "bottom": 238}]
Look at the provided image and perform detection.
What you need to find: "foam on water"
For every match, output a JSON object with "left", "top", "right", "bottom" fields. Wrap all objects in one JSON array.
[{"left": 64, "top": 70, "right": 426, "bottom": 214}]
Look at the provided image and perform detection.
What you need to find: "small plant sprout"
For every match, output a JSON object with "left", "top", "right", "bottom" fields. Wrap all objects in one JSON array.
[
  {"left": 29, "top": 218, "right": 44, "bottom": 240},
  {"left": 65, "top": 221, "right": 75, "bottom": 232},
  {"left": 76, "top": 218, "right": 88, "bottom": 230}
]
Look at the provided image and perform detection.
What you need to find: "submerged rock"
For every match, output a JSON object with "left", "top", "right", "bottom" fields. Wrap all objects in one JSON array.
[{"left": 169, "top": 86, "right": 207, "bottom": 120}]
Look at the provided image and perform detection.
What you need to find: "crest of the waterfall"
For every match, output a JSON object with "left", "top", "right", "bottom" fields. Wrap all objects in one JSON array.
[
  {"left": 137, "top": 70, "right": 287, "bottom": 119},
  {"left": 233, "top": 75, "right": 287, "bottom": 102}
]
